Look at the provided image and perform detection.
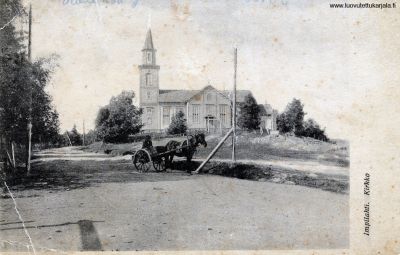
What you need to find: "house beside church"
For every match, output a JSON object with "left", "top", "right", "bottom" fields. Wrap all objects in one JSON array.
[{"left": 138, "top": 29, "right": 277, "bottom": 133}]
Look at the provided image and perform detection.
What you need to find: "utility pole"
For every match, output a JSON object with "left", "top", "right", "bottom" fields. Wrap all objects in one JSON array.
[
  {"left": 193, "top": 48, "right": 238, "bottom": 174},
  {"left": 232, "top": 48, "right": 237, "bottom": 163},
  {"left": 26, "top": 4, "right": 33, "bottom": 173},
  {"left": 82, "top": 120, "right": 85, "bottom": 146}
]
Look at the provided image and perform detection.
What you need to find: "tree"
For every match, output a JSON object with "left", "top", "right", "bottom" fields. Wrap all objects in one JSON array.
[
  {"left": 276, "top": 113, "right": 292, "bottom": 134},
  {"left": 95, "top": 91, "right": 143, "bottom": 143},
  {"left": 0, "top": 1, "right": 60, "bottom": 150},
  {"left": 67, "top": 125, "right": 82, "bottom": 146},
  {"left": 237, "top": 94, "right": 261, "bottom": 130},
  {"left": 30, "top": 59, "right": 60, "bottom": 144},
  {"left": 302, "top": 118, "right": 329, "bottom": 141},
  {"left": 167, "top": 111, "right": 187, "bottom": 135},
  {"left": 84, "top": 129, "right": 98, "bottom": 145},
  {"left": 276, "top": 98, "right": 305, "bottom": 136}
]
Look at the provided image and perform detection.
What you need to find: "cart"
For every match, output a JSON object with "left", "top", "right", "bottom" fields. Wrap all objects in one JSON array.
[
  {"left": 132, "top": 148, "right": 167, "bottom": 172},
  {"left": 132, "top": 143, "right": 192, "bottom": 172}
]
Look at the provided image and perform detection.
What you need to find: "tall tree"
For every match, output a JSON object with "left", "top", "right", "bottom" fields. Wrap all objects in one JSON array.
[
  {"left": 0, "top": 0, "right": 29, "bottom": 144},
  {"left": 0, "top": 0, "right": 60, "bottom": 152},
  {"left": 95, "top": 91, "right": 143, "bottom": 143},
  {"left": 277, "top": 98, "right": 305, "bottom": 136},
  {"left": 237, "top": 94, "right": 261, "bottom": 130}
]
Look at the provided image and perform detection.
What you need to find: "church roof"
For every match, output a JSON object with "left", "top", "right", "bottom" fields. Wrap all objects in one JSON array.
[
  {"left": 158, "top": 86, "right": 252, "bottom": 104},
  {"left": 159, "top": 90, "right": 199, "bottom": 103},
  {"left": 143, "top": 29, "right": 154, "bottom": 50}
]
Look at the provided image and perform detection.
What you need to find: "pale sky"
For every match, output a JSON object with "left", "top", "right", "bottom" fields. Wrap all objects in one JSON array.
[{"left": 23, "top": 0, "right": 385, "bottom": 139}]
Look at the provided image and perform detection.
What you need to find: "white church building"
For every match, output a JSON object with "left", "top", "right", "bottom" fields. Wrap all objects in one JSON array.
[{"left": 138, "top": 29, "right": 277, "bottom": 133}]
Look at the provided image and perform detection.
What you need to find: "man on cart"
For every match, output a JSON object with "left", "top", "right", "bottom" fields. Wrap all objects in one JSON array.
[{"left": 141, "top": 135, "right": 157, "bottom": 155}]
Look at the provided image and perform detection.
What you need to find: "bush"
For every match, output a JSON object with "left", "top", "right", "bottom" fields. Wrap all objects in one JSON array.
[
  {"left": 277, "top": 99, "right": 329, "bottom": 141},
  {"left": 95, "top": 91, "right": 143, "bottom": 143},
  {"left": 302, "top": 118, "right": 329, "bottom": 142},
  {"left": 237, "top": 94, "right": 261, "bottom": 130},
  {"left": 167, "top": 111, "right": 187, "bottom": 135}
]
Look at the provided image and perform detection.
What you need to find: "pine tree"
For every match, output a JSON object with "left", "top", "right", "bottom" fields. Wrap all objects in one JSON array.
[{"left": 237, "top": 94, "right": 261, "bottom": 130}]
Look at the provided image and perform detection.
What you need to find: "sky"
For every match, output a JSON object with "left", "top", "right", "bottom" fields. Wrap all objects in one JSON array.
[{"left": 21, "top": 0, "right": 384, "bottom": 139}]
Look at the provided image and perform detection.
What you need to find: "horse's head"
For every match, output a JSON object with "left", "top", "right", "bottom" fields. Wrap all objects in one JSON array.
[{"left": 194, "top": 133, "right": 207, "bottom": 148}]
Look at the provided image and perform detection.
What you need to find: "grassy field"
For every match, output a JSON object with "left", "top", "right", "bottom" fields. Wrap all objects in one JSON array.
[
  {"left": 84, "top": 132, "right": 349, "bottom": 167},
  {"left": 198, "top": 133, "right": 349, "bottom": 167},
  {"left": 78, "top": 133, "right": 350, "bottom": 194}
]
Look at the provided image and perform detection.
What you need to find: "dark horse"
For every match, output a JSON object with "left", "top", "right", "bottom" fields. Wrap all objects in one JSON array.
[{"left": 164, "top": 133, "right": 207, "bottom": 173}]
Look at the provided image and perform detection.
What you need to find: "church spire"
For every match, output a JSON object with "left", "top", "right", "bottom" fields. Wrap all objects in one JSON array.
[{"left": 143, "top": 29, "right": 154, "bottom": 50}]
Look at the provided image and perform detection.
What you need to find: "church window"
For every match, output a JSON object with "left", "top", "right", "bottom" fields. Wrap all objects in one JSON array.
[
  {"left": 145, "top": 73, "right": 152, "bottom": 86},
  {"left": 163, "top": 107, "right": 170, "bottom": 126},
  {"left": 146, "top": 91, "right": 151, "bottom": 100},
  {"left": 147, "top": 52, "right": 152, "bottom": 63},
  {"left": 192, "top": 105, "right": 200, "bottom": 124},
  {"left": 219, "top": 104, "right": 228, "bottom": 125}
]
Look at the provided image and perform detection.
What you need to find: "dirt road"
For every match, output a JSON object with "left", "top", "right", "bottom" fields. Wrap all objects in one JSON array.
[{"left": 0, "top": 147, "right": 349, "bottom": 252}]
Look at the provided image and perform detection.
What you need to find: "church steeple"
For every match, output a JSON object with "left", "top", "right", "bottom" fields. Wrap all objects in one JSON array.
[
  {"left": 139, "top": 29, "right": 160, "bottom": 129},
  {"left": 141, "top": 29, "right": 156, "bottom": 66},
  {"left": 143, "top": 29, "right": 154, "bottom": 50}
]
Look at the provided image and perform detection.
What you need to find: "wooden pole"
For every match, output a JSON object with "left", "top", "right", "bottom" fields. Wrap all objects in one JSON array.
[
  {"left": 232, "top": 48, "right": 237, "bottom": 163},
  {"left": 192, "top": 128, "right": 233, "bottom": 174},
  {"left": 26, "top": 4, "right": 33, "bottom": 173},
  {"left": 82, "top": 120, "right": 85, "bottom": 146},
  {"left": 66, "top": 132, "right": 72, "bottom": 147},
  {"left": 6, "top": 150, "right": 14, "bottom": 169},
  {"left": 192, "top": 48, "right": 238, "bottom": 174},
  {"left": 11, "top": 142, "right": 15, "bottom": 168}
]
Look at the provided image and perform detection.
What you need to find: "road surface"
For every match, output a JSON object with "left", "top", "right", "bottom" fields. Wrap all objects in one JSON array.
[{"left": 0, "top": 147, "right": 349, "bottom": 252}]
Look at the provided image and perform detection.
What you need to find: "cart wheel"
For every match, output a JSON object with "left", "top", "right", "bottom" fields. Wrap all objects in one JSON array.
[
  {"left": 153, "top": 156, "right": 166, "bottom": 172},
  {"left": 133, "top": 149, "right": 151, "bottom": 172}
]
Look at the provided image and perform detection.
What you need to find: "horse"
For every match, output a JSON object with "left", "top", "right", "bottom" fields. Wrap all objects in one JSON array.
[{"left": 164, "top": 133, "right": 207, "bottom": 173}]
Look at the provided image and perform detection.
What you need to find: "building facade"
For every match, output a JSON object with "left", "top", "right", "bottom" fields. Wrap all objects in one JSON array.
[{"left": 138, "top": 29, "right": 277, "bottom": 133}]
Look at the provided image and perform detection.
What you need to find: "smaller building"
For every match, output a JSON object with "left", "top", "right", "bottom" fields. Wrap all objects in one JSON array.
[{"left": 259, "top": 103, "right": 278, "bottom": 133}]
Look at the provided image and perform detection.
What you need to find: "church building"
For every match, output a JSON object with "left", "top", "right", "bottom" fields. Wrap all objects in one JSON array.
[{"left": 138, "top": 29, "right": 277, "bottom": 133}]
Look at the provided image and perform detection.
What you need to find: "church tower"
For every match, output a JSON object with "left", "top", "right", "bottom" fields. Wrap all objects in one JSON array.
[{"left": 139, "top": 29, "right": 160, "bottom": 130}]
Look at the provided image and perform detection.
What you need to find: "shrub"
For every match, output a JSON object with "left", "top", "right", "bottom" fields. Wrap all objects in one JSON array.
[
  {"left": 302, "top": 118, "right": 329, "bottom": 142},
  {"left": 167, "top": 111, "right": 187, "bottom": 135}
]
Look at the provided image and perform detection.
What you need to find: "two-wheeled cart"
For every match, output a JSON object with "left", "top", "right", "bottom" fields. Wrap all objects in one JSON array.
[{"left": 132, "top": 144, "right": 189, "bottom": 172}]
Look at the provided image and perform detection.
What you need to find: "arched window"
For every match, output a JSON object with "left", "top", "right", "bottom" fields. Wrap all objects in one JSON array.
[
  {"left": 147, "top": 52, "right": 152, "bottom": 63},
  {"left": 145, "top": 73, "right": 152, "bottom": 86},
  {"left": 147, "top": 91, "right": 151, "bottom": 100}
]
